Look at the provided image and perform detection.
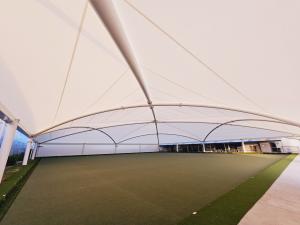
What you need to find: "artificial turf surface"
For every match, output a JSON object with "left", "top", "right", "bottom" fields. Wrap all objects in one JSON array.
[
  {"left": 0, "top": 160, "right": 39, "bottom": 221},
  {"left": 0, "top": 153, "right": 286, "bottom": 225},
  {"left": 178, "top": 153, "right": 296, "bottom": 225}
]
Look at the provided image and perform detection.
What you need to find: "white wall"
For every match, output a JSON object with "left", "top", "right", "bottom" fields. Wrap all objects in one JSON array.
[
  {"left": 259, "top": 142, "right": 273, "bottom": 153},
  {"left": 281, "top": 138, "right": 300, "bottom": 153},
  {"left": 243, "top": 143, "right": 260, "bottom": 152},
  {"left": 36, "top": 144, "right": 159, "bottom": 157}
]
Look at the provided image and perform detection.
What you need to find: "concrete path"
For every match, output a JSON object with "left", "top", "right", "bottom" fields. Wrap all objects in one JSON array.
[{"left": 239, "top": 154, "right": 300, "bottom": 225}]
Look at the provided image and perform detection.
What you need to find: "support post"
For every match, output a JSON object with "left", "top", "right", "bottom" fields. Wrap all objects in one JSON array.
[
  {"left": 31, "top": 143, "right": 38, "bottom": 160},
  {"left": 176, "top": 144, "right": 179, "bottom": 152},
  {"left": 256, "top": 142, "right": 262, "bottom": 153},
  {"left": 202, "top": 143, "right": 206, "bottom": 152},
  {"left": 115, "top": 144, "right": 118, "bottom": 154},
  {"left": 0, "top": 120, "right": 5, "bottom": 143},
  {"left": 22, "top": 139, "right": 32, "bottom": 166},
  {"left": 0, "top": 119, "right": 18, "bottom": 183},
  {"left": 81, "top": 143, "right": 85, "bottom": 155},
  {"left": 242, "top": 141, "right": 246, "bottom": 152}
]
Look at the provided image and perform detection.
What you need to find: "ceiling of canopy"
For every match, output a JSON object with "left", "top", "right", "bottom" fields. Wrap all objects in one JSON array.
[{"left": 1, "top": 0, "right": 300, "bottom": 144}]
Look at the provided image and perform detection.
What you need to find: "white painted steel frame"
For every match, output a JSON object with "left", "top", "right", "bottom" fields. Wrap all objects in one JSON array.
[
  {"left": 33, "top": 104, "right": 300, "bottom": 150},
  {"left": 34, "top": 104, "right": 300, "bottom": 136},
  {"left": 0, "top": 119, "right": 18, "bottom": 182},
  {"left": 90, "top": 0, "right": 160, "bottom": 145},
  {"left": 37, "top": 120, "right": 296, "bottom": 145}
]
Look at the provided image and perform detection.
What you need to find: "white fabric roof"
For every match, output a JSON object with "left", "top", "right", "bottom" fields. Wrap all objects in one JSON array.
[{"left": 1, "top": 0, "right": 300, "bottom": 145}]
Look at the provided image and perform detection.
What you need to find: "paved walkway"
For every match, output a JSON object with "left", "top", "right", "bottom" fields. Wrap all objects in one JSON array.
[{"left": 239, "top": 154, "right": 300, "bottom": 225}]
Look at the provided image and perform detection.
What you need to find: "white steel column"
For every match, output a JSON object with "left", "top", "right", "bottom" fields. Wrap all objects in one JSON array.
[
  {"left": 176, "top": 144, "right": 179, "bottom": 152},
  {"left": 90, "top": 0, "right": 160, "bottom": 145},
  {"left": 202, "top": 143, "right": 206, "bottom": 152},
  {"left": 22, "top": 139, "right": 32, "bottom": 166},
  {"left": 115, "top": 144, "right": 118, "bottom": 154},
  {"left": 0, "top": 120, "right": 5, "bottom": 143},
  {"left": 30, "top": 142, "right": 38, "bottom": 160},
  {"left": 81, "top": 143, "right": 85, "bottom": 155},
  {"left": 0, "top": 119, "right": 18, "bottom": 183},
  {"left": 242, "top": 141, "right": 246, "bottom": 152}
]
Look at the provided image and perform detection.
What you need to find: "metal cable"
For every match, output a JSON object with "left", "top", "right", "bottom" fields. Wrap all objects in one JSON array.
[
  {"left": 144, "top": 66, "right": 224, "bottom": 105},
  {"left": 82, "top": 69, "right": 129, "bottom": 113},
  {"left": 123, "top": 0, "right": 266, "bottom": 112},
  {"left": 52, "top": 1, "right": 89, "bottom": 124}
]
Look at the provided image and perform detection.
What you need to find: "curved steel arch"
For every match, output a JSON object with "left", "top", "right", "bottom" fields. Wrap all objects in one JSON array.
[
  {"left": 37, "top": 122, "right": 154, "bottom": 144},
  {"left": 206, "top": 135, "right": 295, "bottom": 143},
  {"left": 203, "top": 119, "right": 296, "bottom": 142},
  {"left": 34, "top": 105, "right": 150, "bottom": 136},
  {"left": 157, "top": 120, "right": 296, "bottom": 134},
  {"left": 33, "top": 103, "right": 300, "bottom": 137},
  {"left": 35, "top": 120, "right": 260, "bottom": 139},
  {"left": 38, "top": 121, "right": 153, "bottom": 138},
  {"left": 40, "top": 126, "right": 117, "bottom": 145},
  {"left": 37, "top": 119, "right": 300, "bottom": 145},
  {"left": 118, "top": 133, "right": 202, "bottom": 144}
]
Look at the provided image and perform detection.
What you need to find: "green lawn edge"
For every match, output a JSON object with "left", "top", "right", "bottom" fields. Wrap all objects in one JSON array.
[
  {"left": 0, "top": 159, "right": 40, "bottom": 221},
  {"left": 178, "top": 154, "right": 297, "bottom": 225}
]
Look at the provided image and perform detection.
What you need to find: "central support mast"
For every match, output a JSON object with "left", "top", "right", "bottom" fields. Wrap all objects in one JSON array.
[{"left": 90, "top": 0, "right": 160, "bottom": 145}]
